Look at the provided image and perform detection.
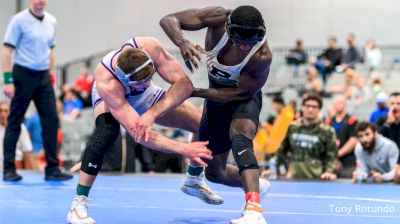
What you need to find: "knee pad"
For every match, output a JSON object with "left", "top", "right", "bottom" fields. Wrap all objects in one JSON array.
[
  {"left": 231, "top": 134, "right": 259, "bottom": 173},
  {"left": 81, "top": 113, "right": 120, "bottom": 175}
]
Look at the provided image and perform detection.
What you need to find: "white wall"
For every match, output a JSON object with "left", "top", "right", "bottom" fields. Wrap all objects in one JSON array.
[{"left": 0, "top": 0, "right": 400, "bottom": 64}]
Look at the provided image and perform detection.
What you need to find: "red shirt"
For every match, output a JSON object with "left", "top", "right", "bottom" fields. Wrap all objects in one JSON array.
[{"left": 74, "top": 75, "right": 94, "bottom": 94}]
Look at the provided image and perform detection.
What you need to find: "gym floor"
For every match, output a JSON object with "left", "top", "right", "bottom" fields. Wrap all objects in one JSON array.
[{"left": 1, "top": 172, "right": 399, "bottom": 224}]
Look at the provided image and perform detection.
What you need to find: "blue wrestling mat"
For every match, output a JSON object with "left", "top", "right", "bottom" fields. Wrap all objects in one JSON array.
[{"left": 1, "top": 172, "right": 399, "bottom": 224}]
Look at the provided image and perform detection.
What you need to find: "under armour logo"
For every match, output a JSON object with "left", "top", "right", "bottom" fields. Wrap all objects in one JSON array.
[
  {"left": 238, "top": 149, "right": 247, "bottom": 156},
  {"left": 88, "top": 163, "right": 98, "bottom": 169}
]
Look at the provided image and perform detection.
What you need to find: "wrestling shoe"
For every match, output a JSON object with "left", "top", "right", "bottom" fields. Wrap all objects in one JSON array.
[
  {"left": 180, "top": 172, "right": 224, "bottom": 205},
  {"left": 67, "top": 195, "right": 96, "bottom": 224},
  {"left": 230, "top": 202, "right": 267, "bottom": 224}
]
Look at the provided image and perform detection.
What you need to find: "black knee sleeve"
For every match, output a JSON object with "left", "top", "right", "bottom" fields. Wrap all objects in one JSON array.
[
  {"left": 81, "top": 113, "right": 120, "bottom": 175},
  {"left": 231, "top": 134, "right": 259, "bottom": 173}
]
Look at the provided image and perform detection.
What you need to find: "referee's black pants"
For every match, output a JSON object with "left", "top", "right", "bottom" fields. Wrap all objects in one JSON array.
[{"left": 3, "top": 64, "right": 59, "bottom": 172}]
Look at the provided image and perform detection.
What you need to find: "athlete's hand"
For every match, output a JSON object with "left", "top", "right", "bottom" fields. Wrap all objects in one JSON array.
[
  {"left": 179, "top": 39, "right": 206, "bottom": 73},
  {"left": 131, "top": 112, "right": 156, "bottom": 143},
  {"left": 181, "top": 141, "right": 212, "bottom": 167},
  {"left": 3, "top": 84, "right": 15, "bottom": 99}
]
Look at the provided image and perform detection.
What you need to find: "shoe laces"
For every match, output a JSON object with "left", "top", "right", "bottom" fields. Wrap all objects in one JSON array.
[
  {"left": 186, "top": 173, "right": 214, "bottom": 194},
  {"left": 73, "top": 196, "right": 90, "bottom": 218}
]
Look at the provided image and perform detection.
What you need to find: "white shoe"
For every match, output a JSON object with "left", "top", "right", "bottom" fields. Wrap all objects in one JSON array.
[
  {"left": 240, "top": 178, "right": 271, "bottom": 216},
  {"left": 67, "top": 195, "right": 96, "bottom": 224},
  {"left": 180, "top": 172, "right": 224, "bottom": 205},
  {"left": 231, "top": 202, "right": 267, "bottom": 224}
]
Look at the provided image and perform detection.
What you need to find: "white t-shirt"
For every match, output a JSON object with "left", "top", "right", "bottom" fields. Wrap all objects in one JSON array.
[{"left": 0, "top": 124, "right": 33, "bottom": 170}]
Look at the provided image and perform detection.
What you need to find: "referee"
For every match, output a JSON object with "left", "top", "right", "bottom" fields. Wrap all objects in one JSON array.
[{"left": 2, "top": 0, "right": 72, "bottom": 181}]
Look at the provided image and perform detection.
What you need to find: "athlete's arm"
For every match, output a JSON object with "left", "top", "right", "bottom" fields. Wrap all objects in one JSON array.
[
  {"left": 96, "top": 66, "right": 212, "bottom": 166},
  {"left": 132, "top": 37, "right": 193, "bottom": 142},
  {"left": 192, "top": 50, "right": 272, "bottom": 103},
  {"left": 160, "top": 6, "right": 231, "bottom": 72}
]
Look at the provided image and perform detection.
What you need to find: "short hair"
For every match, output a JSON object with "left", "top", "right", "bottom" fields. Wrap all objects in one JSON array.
[
  {"left": 329, "top": 36, "right": 337, "bottom": 42},
  {"left": 390, "top": 91, "right": 400, "bottom": 97},
  {"left": 230, "top": 6, "right": 264, "bottom": 29},
  {"left": 356, "top": 122, "right": 377, "bottom": 134},
  {"left": 302, "top": 92, "right": 323, "bottom": 109},
  {"left": 272, "top": 96, "right": 285, "bottom": 105},
  {"left": 117, "top": 48, "right": 153, "bottom": 81},
  {"left": 0, "top": 101, "right": 9, "bottom": 108}
]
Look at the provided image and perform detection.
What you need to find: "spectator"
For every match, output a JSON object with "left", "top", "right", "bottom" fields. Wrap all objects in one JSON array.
[
  {"left": 277, "top": 93, "right": 338, "bottom": 180},
  {"left": 62, "top": 89, "right": 83, "bottom": 121},
  {"left": 2, "top": 0, "right": 72, "bottom": 181},
  {"left": 298, "top": 67, "right": 323, "bottom": 96},
  {"left": 378, "top": 92, "right": 400, "bottom": 143},
  {"left": 325, "top": 95, "right": 358, "bottom": 178},
  {"left": 364, "top": 39, "right": 382, "bottom": 73},
  {"left": 73, "top": 66, "right": 94, "bottom": 107},
  {"left": 264, "top": 97, "right": 295, "bottom": 155},
  {"left": 353, "top": 122, "right": 399, "bottom": 183},
  {"left": 0, "top": 102, "right": 34, "bottom": 170},
  {"left": 370, "top": 74, "right": 386, "bottom": 98},
  {"left": 286, "top": 39, "right": 307, "bottom": 65},
  {"left": 312, "top": 36, "right": 342, "bottom": 85},
  {"left": 286, "top": 39, "right": 308, "bottom": 78},
  {"left": 370, "top": 92, "right": 389, "bottom": 123},
  {"left": 328, "top": 68, "right": 369, "bottom": 105},
  {"left": 340, "top": 33, "right": 361, "bottom": 70}
]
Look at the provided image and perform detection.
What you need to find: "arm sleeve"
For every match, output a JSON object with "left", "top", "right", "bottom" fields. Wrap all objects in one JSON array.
[
  {"left": 3, "top": 16, "right": 21, "bottom": 47},
  {"left": 276, "top": 126, "right": 291, "bottom": 165},
  {"left": 382, "top": 142, "right": 400, "bottom": 181},
  {"left": 50, "top": 18, "right": 57, "bottom": 48},
  {"left": 324, "top": 128, "right": 338, "bottom": 173}
]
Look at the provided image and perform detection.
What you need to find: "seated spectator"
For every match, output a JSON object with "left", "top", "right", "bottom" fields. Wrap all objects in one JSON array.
[
  {"left": 377, "top": 92, "right": 400, "bottom": 136},
  {"left": 325, "top": 95, "right": 358, "bottom": 178},
  {"left": 353, "top": 122, "right": 399, "bottom": 183},
  {"left": 298, "top": 67, "right": 323, "bottom": 96},
  {"left": 328, "top": 68, "right": 369, "bottom": 105},
  {"left": 73, "top": 66, "right": 94, "bottom": 107},
  {"left": 62, "top": 89, "right": 83, "bottom": 121},
  {"left": 340, "top": 33, "right": 361, "bottom": 71},
  {"left": 363, "top": 39, "right": 382, "bottom": 73},
  {"left": 277, "top": 93, "right": 337, "bottom": 180},
  {"left": 311, "top": 36, "right": 342, "bottom": 85},
  {"left": 370, "top": 92, "right": 389, "bottom": 123},
  {"left": 286, "top": 39, "right": 308, "bottom": 77},
  {"left": 286, "top": 39, "right": 307, "bottom": 65},
  {"left": 377, "top": 92, "right": 400, "bottom": 178},
  {"left": 0, "top": 102, "right": 34, "bottom": 170},
  {"left": 370, "top": 74, "right": 386, "bottom": 98}
]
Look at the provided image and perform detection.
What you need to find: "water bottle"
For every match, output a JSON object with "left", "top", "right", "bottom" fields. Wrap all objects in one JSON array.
[
  {"left": 354, "top": 167, "right": 367, "bottom": 183},
  {"left": 268, "top": 157, "right": 278, "bottom": 180}
]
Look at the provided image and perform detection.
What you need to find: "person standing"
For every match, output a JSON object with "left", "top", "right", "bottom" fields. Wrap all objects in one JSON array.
[{"left": 2, "top": 0, "right": 72, "bottom": 181}]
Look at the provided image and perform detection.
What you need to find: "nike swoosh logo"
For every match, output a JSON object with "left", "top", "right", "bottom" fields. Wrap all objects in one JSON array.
[{"left": 238, "top": 149, "right": 247, "bottom": 156}]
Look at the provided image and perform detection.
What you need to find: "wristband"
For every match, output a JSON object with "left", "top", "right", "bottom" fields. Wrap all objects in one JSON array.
[{"left": 3, "top": 71, "right": 13, "bottom": 84}]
